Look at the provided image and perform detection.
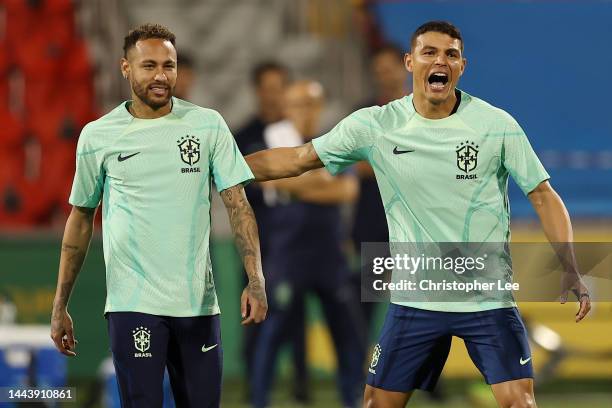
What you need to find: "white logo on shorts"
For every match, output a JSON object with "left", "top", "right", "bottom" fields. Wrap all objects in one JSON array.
[
  {"left": 519, "top": 356, "right": 531, "bottom": 365},
  {"left": 132, "top": 326, "right": 152, "bottom": 358},
  {"left": 202, "top": 344, "right": 218, "bottom": 353},
  {"left": 369, "top": 344, "right": 382, "bottom": 374}
]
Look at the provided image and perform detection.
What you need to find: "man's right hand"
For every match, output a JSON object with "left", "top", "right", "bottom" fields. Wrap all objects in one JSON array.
[{"left": 50, "top": 308, "right": 77, "bottom": 356}]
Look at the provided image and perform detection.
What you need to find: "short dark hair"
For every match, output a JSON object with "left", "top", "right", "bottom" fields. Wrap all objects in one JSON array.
[
  {"left": 410, "top": 21, "right": 463, "bottom": 52},
  {"left": 123, "top": 23, "right": 176, "bottom": 58},
  {"left": 372, "top": 43, "right": 405, "bottom": 62},
  {"left": 251, "top": 61, "right": 288, "bottom": 86}
]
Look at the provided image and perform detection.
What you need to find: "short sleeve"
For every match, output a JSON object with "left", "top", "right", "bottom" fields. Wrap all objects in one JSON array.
[
  {"left": 210, "top": 113, "right": 254, "bottom": 192},
  {"left": 69, "top": 126, "right": 105, "bottom": 208},
  {"left": 312, "top": 107, "right": 377, "bottom": 175},
  {"left": 502, "top": 114, "right": 550, "bottom": 195}
]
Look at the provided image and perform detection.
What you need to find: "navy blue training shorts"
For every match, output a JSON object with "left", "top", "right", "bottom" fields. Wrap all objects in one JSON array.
[
  {"left": 366, "top": 304, "right": 533, "bottom": 392},
  {"left": 107, "top": 312, "right": 222, "bottom": 408}
]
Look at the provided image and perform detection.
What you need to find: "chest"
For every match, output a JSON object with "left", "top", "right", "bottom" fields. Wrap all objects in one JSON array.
[
  {"left": 103, "top": 126, "right": 213, "bottom": 191},
  {"left": 373, "top": 123, "right": 503, "bottom": 185}
]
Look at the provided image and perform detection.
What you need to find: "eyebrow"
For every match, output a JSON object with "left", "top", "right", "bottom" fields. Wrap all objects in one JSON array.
[
  {"left": 140, "top": 59, "right": 176, "bottom": 65},
  {"left": 421, "top": 45, "right": 461, "bottom": 53}
]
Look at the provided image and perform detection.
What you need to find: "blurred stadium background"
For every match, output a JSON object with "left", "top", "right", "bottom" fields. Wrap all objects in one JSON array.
[{"left": 0, "top": 0, "right": 611, "bottom": 407}]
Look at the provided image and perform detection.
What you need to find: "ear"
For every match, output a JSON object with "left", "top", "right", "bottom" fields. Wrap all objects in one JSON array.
[
  {"left": 459, "top": 57, "right": 467, "bottom": 77},
  {"left": 120, "top": 58, "right": 129, "bottom": 79},
  {"left": 404, "top": 53, "right": 413, "bottom": 73}
]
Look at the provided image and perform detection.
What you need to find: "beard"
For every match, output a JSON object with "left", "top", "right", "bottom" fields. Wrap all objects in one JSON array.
[{"left": 131, "top": 80, "right": 173, "bottom": 110}]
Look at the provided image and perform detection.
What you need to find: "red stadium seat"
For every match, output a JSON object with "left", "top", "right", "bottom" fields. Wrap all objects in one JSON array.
[
  {"left": 0, "top": 176, "right": 56, "bottom": 227},
  {"left": 0, "top": 109, "right": 25, "bottom": 148},
  {"left": 64, "top": 39, "right": 94, "bottom": 81},
  {"left": 0, "top": 39, "right": 13, "bottom": 111},
  {"left": 13, "top": 33, "right": 72, "bottom": 80},
  {"left": 0, "top": 78, "right": 8, "bottom": 111},
  {"left": 4, "top": 0, "right": 75, "bottom": 43},
  {"left": 6, "top": 0, "right": 76, "bottom": 80},
  {"left": 0, "top": 141, "right": 75, "bottom": 227},
  {"left": 28, "top": 102, "right": 89, "bottom": 146},
  {"left": 0, "top": 40, "right": 11, "bottom": 74},
  {"left": 3, "top": 0, "right": 75, "bottom": 15},
  {"left": 0, "top": 147, "right": 24, "bottom": 186},
  {"left": 41, "top": 144, "right": 76, "bottom": 219}
]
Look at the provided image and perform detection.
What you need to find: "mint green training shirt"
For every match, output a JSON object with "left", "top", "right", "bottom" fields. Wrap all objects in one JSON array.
[
  {"left": 69, "top": 97, "right": 254, "bottom": 316},
  {"left": 312, "top": 90, "right": 550, "bottom": 312}
]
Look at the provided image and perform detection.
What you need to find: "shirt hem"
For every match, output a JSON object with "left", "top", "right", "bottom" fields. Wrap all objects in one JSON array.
[
  {"left": 391, "top": 301, "right": 516, "bottom": 312},
  {"left": 103, "top": 305, "right": 221, "bottom": 317}
]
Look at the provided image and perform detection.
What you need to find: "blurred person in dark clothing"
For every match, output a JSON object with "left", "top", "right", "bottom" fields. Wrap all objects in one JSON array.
[
  {"left": 235, "top": 61, "right": 289, "bottom": 248},
  {"left": 351, "top": 45, "right": 410, "bottom": 330},
  {"left": 353, "top": 44, "right": 409, "bottom": 250},
  {"left": 234, "top": 61, "right": 312, "bottom": 401},
  {"left": 251, "top": 80, "right": 364, "bottom": 408}
]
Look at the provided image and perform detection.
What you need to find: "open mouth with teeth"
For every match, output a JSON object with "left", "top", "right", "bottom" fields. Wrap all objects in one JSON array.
[{"left": 427, "top": 72, "right": 449, "bottom": 91}]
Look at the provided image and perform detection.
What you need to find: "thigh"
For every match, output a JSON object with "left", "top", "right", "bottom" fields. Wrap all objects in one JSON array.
[
  {"left": 107, "top": 312, "right": 170, "bottom": 408},
  {"left": 367, "top": 304, "right": 452, "bottom": 393},
  {"left": 455, "top": 308, "right": 534, "bottom": 385},
  {"left": 166, "top": 314, "right": 222, "bottom": 408}
]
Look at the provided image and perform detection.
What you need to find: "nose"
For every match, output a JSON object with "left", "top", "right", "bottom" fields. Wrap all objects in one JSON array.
[
  {"left": 434, "top": 53, "right": 448, "bottom": 65},
  {"left": 154, "top": 69, "right": 167, "bottom": 82}
]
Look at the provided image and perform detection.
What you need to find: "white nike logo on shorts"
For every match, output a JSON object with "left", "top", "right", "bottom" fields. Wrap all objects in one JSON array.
[
  {"left": 519, "top": 356, "right": 531, "bottom": 365},
  {"left": 201, "top": 344, "right": 218, "bottom": 353}
]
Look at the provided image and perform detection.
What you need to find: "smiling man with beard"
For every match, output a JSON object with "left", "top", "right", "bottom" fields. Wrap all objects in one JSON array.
[
  {"left": 245, "top": 21, "right": 591, "bottom": 408},
  {"left": 50, "top": 23, "right": 267, "bottom": 407}
]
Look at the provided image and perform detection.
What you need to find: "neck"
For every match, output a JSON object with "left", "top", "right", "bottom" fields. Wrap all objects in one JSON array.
[
  {"left": 130, "top": 96, "right": 172, "bottom": 119},
  {"left": 412, "top": 89, "right": 458, "bottom": 119}
]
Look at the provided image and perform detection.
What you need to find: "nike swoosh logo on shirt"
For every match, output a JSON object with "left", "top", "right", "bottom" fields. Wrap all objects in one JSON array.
[
  {"left": 393, "top": 146, "right": 415, "bottom": 155},
  {"left": 118, "top": 152, "right": 141, "bottom": 162},
  {"left": 201, "top": 344, "right": 218, "bottom": 353},
  {"left": 519, "top": 356, "right": 531, "bottom": 365}
]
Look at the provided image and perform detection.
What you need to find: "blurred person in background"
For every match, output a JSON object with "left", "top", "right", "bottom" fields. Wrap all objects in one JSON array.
[
  {"left": 235, "top": 61, "right": 312, "bottom": 403},
  {"left": 173, "top": 52, "right": 196, "bottom": 101},
  {"left": 236, "top": 61, "right": 289, "bottom": 156},
  {"left": 251, "top": 80, "right": 365, "bottom": 408},
  {"left": 50, "top": 23, "right": 267, "bottom": 408},
  {"left": 351, "top": 44, "right": 410, "bottom": 328}
]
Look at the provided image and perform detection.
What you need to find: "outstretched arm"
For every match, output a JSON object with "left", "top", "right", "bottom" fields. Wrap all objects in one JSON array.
[
  {"left": 220, "top": 184, "right": 267, "bottom": 324},
  {"left": 528, "top": 181, "right": 591, "bottom": 322},
  {"left": 264, "top": 170, "right": 359, "bottom": 204},
  {"left": 51, "top": 206, "right": 96, "bottom": 356},
  {"left": 245, "top": 142, "right": 324, "bottom": 181}
]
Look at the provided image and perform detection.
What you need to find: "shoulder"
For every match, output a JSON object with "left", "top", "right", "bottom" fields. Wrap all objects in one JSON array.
[
  {"left": 171, "top": 97, "right": 226, "bottom": 125},
  {"left": 346, "top": 96, "right": 413, "bottom": 135},
  {"left": 342, "top": 104, "right": 385, "bottom": 130},
  {"left": 77, "top": 102, "right": 131, "bottom": 149},
  {"left": 459, "top": 91, "right": 521, "bottom": 135},
  {"left": 461, "top": 91, "right": 518, "bottom": 126}
]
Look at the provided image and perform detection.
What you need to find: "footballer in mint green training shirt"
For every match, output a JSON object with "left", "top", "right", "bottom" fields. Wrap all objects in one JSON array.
[
  {"left": 69, "top": 97, "right": 254, "bottom": 316},
  {"left": 312, "top": 89, "right": 550, "bottom": 312}
]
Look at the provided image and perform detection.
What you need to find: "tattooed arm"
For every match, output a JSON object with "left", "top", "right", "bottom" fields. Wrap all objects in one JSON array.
[
  {"left": 51, "top": 206, "right": 96, "bottom": 356},
  {"left": 220, "top": 184, "right": 267, "bottom": 325}
]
